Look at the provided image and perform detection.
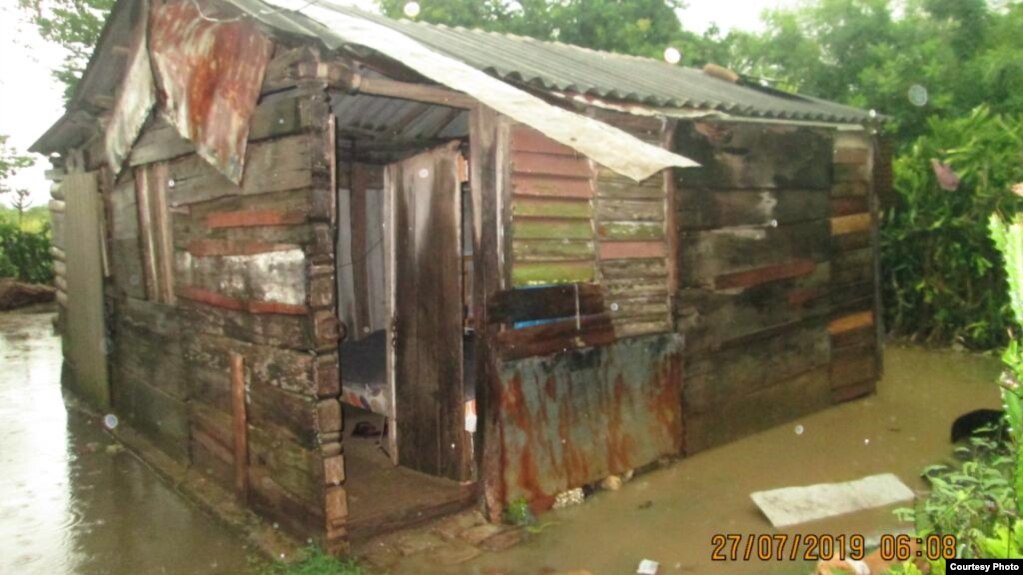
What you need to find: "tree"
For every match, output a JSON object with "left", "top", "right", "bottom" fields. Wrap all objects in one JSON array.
[
  {"left": 18, "top": 0, "right": 116, "bottom": 100},
  {"left": 0, "top": 135, "right": 35, "bottom": 199},
  {"left": 11, "top": 190, "right": 33, "bottom": 229},
  {"left": 376, "top": 0, "right": 724, "bottom": 66}
]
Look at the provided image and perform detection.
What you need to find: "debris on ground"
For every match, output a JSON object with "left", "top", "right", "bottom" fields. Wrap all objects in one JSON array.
[
  {"left": 553, "top": 488, "right": 585, "bottom": 509},
  {"left": 0, "top": 279, "right": 55, "bottom": 311},
  {"left": 637, "top": 558, "right": 660, "bottom": 574},
  {"left": 750, "top": 473, "right": 915, "bottom": 528}
]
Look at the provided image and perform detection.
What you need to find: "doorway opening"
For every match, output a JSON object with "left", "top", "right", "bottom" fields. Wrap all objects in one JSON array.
[{"left": 333, "top": 94, "right": 477, "bottom": 538}]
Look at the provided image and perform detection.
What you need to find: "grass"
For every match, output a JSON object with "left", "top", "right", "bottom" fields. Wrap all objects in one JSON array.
[{"left": 255, "top": 546, "right": 365, "bottom": 575}]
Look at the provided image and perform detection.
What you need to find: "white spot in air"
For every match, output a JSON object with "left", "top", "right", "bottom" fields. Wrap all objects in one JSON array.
[
  {"left": 418, "top": 168, "right": 429, "bottom": 178},
  {"left": 610, "top": 302, "right": 620, "bottom": 312},
  {"left": 451, "top": 443, "right": 456, "bottom": 449},
  {"left": 403, "top": 1, "right": 420, "bottom": 18},
  {"left": 168, "top": 179, "right": 176, "bottom": 188},
  {"left": 663, "top": 47, "right": 681, "bottom": 65},
  {"left": 273, "top": 523, "right": 279, "bottom": 530},
  {"left": 864, "top": 438, "right": 870, "bottom": 445},
  {"left": 104, "top": 414, "right": 119, "bottom": 429},
  {"left": 794, "top": 424, "right": 804, "bottom": 435},
  {"left": 770, "top": 219, "right": 778, "bottom": 228},
  {"left": 362, "top": 326, "right": 370, "bottom": 334},
  {"left": 868, "top": 109, "right": 877, "bottom": 119},
  {"left": 908, "top": 84, "right": 928, "bottom": 107}
]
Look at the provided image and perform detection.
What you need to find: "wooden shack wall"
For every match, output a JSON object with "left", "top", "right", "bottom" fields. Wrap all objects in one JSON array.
[
  {"left": 673, "top": 120, "right": 881, "bottom": 454},
  {"left": 41, "top": 60, "right": 349, "bottom": 545},
  {"left": 489, "top": 111, "right": 684, "bottom": 511}
]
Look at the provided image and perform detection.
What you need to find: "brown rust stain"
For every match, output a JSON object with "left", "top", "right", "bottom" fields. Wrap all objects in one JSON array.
[
  {"left": 605, "top": 374, "right": 634, "bottom": 474},
  {"left": 646, "top": 356, "right": 683, "bottom": 455},
  {"left": 149, "top": 1, "right": 273, "bottom": 184}
]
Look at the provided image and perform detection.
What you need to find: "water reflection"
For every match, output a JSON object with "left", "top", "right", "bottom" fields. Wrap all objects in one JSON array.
[{"left": 0, "top": 310, "right": 251, "bottom": 575}]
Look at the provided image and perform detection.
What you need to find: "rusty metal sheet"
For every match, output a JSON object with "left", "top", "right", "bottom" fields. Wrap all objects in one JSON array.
[
  {"left": 495, "top": 333, "right": 683, "bottom": 510},
  {"left": 149, "top": 1, "right": 273, "bottom": 184},
  {"left": 105, "top": 8, "right": 156, "bottom": 176}
]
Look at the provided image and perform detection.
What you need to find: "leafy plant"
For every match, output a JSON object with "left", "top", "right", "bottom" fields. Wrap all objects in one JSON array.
[
  {"left": 881, "top": 108, "right": 1023, "bottom": 349},
  {"left": 895, "top": 432, "right": 1015, "bottom": 558},
  {"left": 256, "top": 546, "right": 364, "bottom": 575},
  {"left": 0, "top": 222, "right": 53, "bottom": 283},
  {"left": 503, "top": 496, "right": 536, "bottom": 527}
]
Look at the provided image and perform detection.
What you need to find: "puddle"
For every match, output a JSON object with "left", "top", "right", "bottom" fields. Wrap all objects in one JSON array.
[
  {"left": 389, "top": 344, "right": 1002, "bottom": 575},
  {"left": 0, "top": 310, "right": 252, "bottom": 575}
]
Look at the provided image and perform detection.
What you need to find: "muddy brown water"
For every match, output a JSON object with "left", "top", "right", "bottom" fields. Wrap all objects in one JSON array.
[
  {"left": 390, "top": 345, "right": 1002, "bottom": 575},
  {"left": 0, "top": 310, "right": 252, "bottom": 575},
  {"left": 0, "top": 308, "right": 1004, "bottom": 575}
]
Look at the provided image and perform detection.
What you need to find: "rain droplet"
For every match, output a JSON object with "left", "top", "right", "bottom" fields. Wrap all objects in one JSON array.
[
  {"left": 273, "top": 522, "right": 279, "bottom": 530},
  {"left": 168, "top": 179, "right": 176, "bottom": 188},
  {"left": 104, "top": 414, "right": 119, "bottom": 429},
  {"left": 610, "top": 302, "right": 620, "bottom": 312},
  {"left": 908, "top": 84, "right": 928, "bottom": 107},
  {"left": 794, "top": 424, "right": 804, "bottom": 435},
  {"left": 770, "top": 219, "right": 779, "bottom": 228},
  {"left": 418, "top": 168, "right": 429, "bottom": 178},
  {"left": 864, "top": 438, "right": 871, "bottom": 445},
  {"left": 663, "top": 47, "right": 682, "bottom": 65},
  {"left": 868, "top": 109, "right": 877, "bottom": 119},
  {"left": 403, "top": 1, "right": 420, "bottom": 18}
]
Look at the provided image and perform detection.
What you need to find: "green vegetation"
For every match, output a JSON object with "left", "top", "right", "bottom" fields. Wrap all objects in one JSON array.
[
  {"left": 0, "top": 221, "right": 53, "bottom": 284},
  {"left": 255, "top": 546, "right": 364, "bottom": 575},
  {"left": 892, "top": 213, "right": 1023, "bottom": 571},
  {"left": 882, "top": 109, "right": 1023, "bottom": 349},
  {"left": 18, "top": 0, "right": 116, "bottom": 100}
]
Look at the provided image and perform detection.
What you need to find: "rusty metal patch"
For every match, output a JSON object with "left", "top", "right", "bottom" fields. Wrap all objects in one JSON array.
[
  {"left": 105, "top": 7, "right": 157, "bottom": 176},
  {"left": 149, "top": 0, "right": 273, "bottom": 184},
  {"left": 495, "top": 333, "right": 683, "bottom": 511}
]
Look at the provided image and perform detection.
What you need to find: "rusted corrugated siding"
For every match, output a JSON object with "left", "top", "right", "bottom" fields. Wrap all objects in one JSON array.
[
  {"left": 149, "top": 0, "right": 273, "bottom": 184},
  {"left": 495, "top": 333, "right": 683, "bottom": 510},
  {"left": 104, "top": 14, "right": 155, "bottom": 176},
  {"left": 508, "top": 125, "right": 596, "bottom": 287}
]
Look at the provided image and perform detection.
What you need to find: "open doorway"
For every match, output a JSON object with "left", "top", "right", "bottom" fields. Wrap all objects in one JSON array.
[{"left": 333, "top": 95, "right": 476, "bottom": 538}]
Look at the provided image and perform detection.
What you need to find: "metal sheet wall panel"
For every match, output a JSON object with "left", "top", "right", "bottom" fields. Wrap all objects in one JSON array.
[
  {"left": 149, "top": 0, "right": 273, "bottom": 184},
  {"left": 496, "top": 333, "right": 683, "bottom": 509}
]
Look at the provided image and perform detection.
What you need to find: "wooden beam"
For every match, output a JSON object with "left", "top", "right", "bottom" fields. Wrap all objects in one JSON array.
[
  {"left": 354, "top": 76, "right": 475, "bottom": 109},
  {"left": 230, "top": 353, "right": 249, "bottom": 501}
]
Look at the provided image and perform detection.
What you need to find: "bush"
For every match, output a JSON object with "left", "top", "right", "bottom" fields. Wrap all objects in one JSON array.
[
  {"left": 0, "top": 221, "right": 53, "bottom": 284},
  {"left": 882, "top": 107, "right": 1023, "bottom": 349}
]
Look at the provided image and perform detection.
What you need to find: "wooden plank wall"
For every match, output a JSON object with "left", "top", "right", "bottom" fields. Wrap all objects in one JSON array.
[
  {"left": 828, "top": 130, "right": 880, "bottom": 402},
  {"left": 507, "top": 124, "right": 597, "bottom": 288},
  {"left": 674, "top": 121, "right": 838, "bottom": 453},
  {"left": 591, "top": 111, "right": 673, "bottom": 339},
  {"left": 91, "top": 46, "right": 348, "bottom": 547}
]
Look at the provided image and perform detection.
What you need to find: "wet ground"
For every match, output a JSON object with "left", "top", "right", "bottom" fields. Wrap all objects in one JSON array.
[
  {"left": 0, "top": 307, "right": 1004, "bottom": 575},
  {"left": 383, "top": 345, "right": 1002, "bottom": 575},
  {"left": 0, "top": 309, "right": 251, "bottom": 575}
]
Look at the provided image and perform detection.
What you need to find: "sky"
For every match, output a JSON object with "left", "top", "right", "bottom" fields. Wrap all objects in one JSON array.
[{"left": 0, "top": 0, "right": 796, "bottom": 207}]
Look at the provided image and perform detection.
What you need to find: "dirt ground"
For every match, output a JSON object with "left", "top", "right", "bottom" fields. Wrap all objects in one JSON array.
[{"left": 0, "top": 308, "right": 1003, "bottom": 574}]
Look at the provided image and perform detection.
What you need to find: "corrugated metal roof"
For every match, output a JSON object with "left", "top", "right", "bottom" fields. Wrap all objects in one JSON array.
[{"left": 239, "top": 0, "right": 874, "bottom": 124}]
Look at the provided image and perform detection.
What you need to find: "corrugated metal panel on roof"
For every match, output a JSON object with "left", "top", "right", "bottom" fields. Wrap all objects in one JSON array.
[{"left": 233, "top": 0, "right": 874, "bottom": 124}]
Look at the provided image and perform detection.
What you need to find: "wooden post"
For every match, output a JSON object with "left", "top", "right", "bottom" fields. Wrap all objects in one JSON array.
[{"left": 230, "top": 352, "right": 249, "bottom": 500}]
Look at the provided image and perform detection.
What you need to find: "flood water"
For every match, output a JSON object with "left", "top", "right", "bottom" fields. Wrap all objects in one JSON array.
[
  {"left": 393, "top": 344, "right": 1003, "bottom": 575},
  {"left": 0, "top": 307, "right": 1004, "bottom": 575},
  {"left": 0, "top": 309, "right": 251, "bottom": 575}
]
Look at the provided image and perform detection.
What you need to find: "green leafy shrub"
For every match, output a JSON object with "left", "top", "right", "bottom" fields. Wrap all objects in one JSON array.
[
  {"left": 882, "top": 107, "right": 1023, "bottom": 349},
  {"left": 256, "top": 546, "right": 364, "bottom": 575},
  {"left": 895, "top": 433, "right": 1015, "bottom": 558},
  {"left": 0, "top": 222, "right": 53, "bottom": 284}
]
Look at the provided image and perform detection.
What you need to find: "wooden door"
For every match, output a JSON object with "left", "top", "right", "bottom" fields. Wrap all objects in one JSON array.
[
  {"left": 63, "top": 172, "right": 110, "bottom": 408},
  {"left": 386, "top": 142, "right": 468, "bottom": 480}
]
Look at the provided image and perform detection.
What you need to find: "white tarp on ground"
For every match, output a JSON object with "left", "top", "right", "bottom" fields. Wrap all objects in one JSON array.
[
  {"left": 750, "top": 473, "right": 915, "bottom": 528},
  {"left": 254, "top": 0, "right": 699, "bottom": 181}
]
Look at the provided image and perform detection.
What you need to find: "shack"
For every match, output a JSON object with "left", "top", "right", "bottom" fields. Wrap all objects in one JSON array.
[{"left": 33, "top": 0, "right": 887, "bottom": 550}]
